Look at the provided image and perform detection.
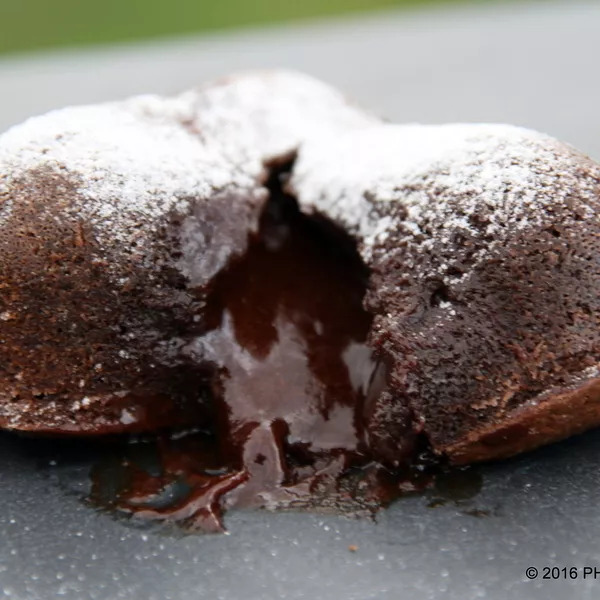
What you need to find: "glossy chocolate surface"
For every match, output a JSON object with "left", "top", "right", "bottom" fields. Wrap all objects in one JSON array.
[{"left": 91, "top": 172, "right": 423, "bottom": 531}]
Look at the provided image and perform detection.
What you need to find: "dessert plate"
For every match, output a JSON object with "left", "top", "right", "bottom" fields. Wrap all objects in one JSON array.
[{"left": 1, "top": 1, "right": 600, "bottom": 598}]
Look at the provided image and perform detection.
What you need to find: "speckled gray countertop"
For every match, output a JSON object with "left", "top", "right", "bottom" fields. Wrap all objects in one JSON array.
[{"left": 1, "top": 1, "right": 600, "bottom": 598}]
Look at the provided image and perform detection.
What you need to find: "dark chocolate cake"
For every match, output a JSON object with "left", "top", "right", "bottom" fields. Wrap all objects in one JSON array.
[{"left": 1, "top": 71, "right": 600, "bottom": 530}]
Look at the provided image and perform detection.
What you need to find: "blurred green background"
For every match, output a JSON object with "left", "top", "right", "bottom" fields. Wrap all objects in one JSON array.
[{"left": 1, "top": 0, "right": 490, "bottom": 57}]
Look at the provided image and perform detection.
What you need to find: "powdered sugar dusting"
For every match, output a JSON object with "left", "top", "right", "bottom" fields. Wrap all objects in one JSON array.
[
  {"left": 0, "top": 94, "right": 254, "bottom": 230},
  {"left": 184, "top": 70, "right": 378, "bottom": 167},
  {"left": 0, "top": 71, "right": 376, "bottom": 284},
  {"left": 0, "top": 94, "right": 270, "bottom": 285},
  {"left": 292, "top": 123, "right": 600, "bottom": 271}
]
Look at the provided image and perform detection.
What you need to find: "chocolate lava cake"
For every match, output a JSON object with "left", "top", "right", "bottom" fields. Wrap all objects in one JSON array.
[{"left": 1, "top": 70, "right": 600, "bottom": 529}]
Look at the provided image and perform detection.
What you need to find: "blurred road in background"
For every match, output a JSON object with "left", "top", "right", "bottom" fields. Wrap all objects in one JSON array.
[{"left": 0, "top": 0, "right": 598, "bottom": 159}]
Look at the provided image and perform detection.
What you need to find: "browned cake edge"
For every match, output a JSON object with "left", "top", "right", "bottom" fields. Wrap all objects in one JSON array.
[
  {"left": 442, "top": 375, "right": 600, "bottom": 464},
  {"left": 0, "top": 386, "right": 213, "bottom": 436}
]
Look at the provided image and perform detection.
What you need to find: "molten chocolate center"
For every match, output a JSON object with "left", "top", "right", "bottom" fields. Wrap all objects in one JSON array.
[{"left": 92, "top": 172, "right": 422, "bottom": 531}]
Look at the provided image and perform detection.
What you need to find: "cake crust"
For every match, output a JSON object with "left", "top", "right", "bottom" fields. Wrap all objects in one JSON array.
[
  {"left": 293, "top": 123, "right": 600, "bottom": 464},
  {"left": 445, "top": 375, "right": 600, "bottom": 463}
]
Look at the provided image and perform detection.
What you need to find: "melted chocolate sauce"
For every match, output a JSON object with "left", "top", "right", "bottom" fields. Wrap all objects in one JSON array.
[{"left": 90, "top": 171, "right": 429, "bottom": 532}]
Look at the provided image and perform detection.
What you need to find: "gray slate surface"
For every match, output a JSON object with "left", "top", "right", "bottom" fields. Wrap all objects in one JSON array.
[{"left": 1, "top": 1, "right": 600, "bottom": 599}]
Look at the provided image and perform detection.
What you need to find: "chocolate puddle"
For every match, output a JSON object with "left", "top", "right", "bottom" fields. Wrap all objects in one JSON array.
[{"left": 89, "top": 169, "right": 432, "bottom": 532}]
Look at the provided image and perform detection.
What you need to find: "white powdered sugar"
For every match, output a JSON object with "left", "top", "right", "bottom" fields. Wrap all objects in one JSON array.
[
  {"left": 0, "top": 71, "right": 376, "bottom": 284},
  {"left": 291, "top": 123, "right": 600, "bottom": 269},
  {"left": 0, "top": 70, "right": 376, "bottom": 239},
  {"left": 0, "top": 94, "right": 256, "bottom": 234},
  {"left": 184, "top": 70, "right": 378, "bottom": 167},
  {"left": 0, "top": 93, "right": 266, "bottom": 286}
]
